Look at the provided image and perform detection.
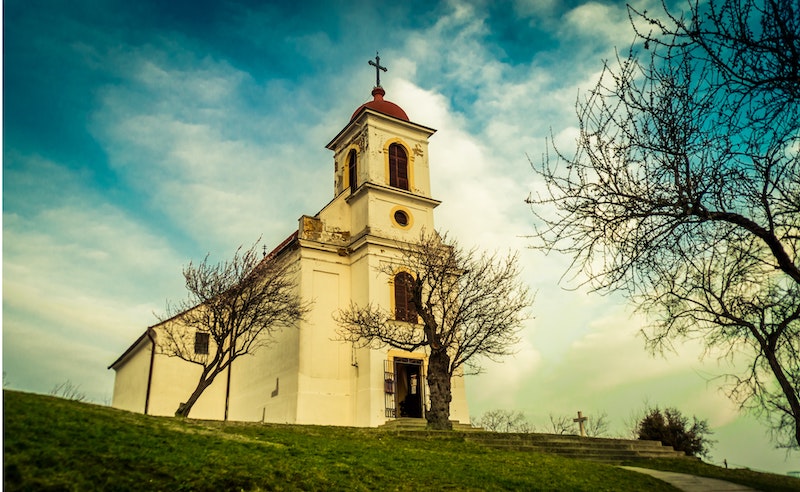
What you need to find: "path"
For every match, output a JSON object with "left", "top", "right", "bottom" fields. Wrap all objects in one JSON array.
[{"left": 620, "top": 467, "right": 758, "bottom": 492}]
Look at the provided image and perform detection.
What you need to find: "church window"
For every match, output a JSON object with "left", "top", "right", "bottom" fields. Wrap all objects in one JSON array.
[
  {"left": 194, "top": 332, "right": 209, "bottom": 355},
  {"left": 394, "top": 272, "right": 417, "bottom": 322},
  {"left": 348, "top": 149, "right": 357, "bottom": 194},
  {"left": 390, "top": 206, "right": 414, "bottom": 230},
  {"left": 388, "top": 143, "right": 409, "bottom": 190},
  {"left": 394, "top": 210, "right": 409, "bottom": 227}
]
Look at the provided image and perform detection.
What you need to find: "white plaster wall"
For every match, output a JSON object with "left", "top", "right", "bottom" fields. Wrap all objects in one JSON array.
[
  {"left": 145, "top": 351, "right": 227, "bottom": 419},
  {"left": 227, "top": 316, "right": 302, "bottom": 421},
  {"left": 370, "top": 193, "right": 436, "bottom": 240},
  {"left": 110, "top": 341, "right": 150, "bottom": 413},
  {"left": 227, "top": 251, "right": 304, "bottom": 423},
  {"left": 294, "top": 247, "right": 359, "bottom": 426},
  {"left": 227, "top": 328, "right": 301, "bottom": 423},
  {"left": 449, "top": 372, "right": 471, "bottom": 424}
]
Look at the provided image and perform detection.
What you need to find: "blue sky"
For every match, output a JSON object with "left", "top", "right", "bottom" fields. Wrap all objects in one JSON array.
[{"left": 4, "top": 0, "right": 797, "bottom": 474}]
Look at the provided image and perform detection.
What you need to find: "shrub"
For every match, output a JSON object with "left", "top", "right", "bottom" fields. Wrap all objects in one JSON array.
[{"left": 637, "top": 407, "right": 713, "bottom": 457}]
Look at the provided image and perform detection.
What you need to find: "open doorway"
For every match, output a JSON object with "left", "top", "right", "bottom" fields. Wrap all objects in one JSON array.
[{"left": 394, "top": 358, "right": 423, "bottom": 418}]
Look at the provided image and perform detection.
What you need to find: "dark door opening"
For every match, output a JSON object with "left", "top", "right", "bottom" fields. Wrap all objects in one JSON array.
[{"left": 395, "top": 359, "right": 423, "bottom": 418}]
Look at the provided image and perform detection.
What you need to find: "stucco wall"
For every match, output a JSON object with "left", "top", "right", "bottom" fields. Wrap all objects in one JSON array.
[{"left": 110, "top": 340, "right": 150, "bottom": 413}]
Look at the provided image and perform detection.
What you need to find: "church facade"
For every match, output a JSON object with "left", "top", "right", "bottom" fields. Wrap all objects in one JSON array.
[{"left": 109, "top": 72, "right": 471, "bottom": 427}]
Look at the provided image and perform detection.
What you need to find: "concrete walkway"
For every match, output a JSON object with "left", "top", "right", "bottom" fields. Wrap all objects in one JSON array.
[{"left": 620, "top": 467, "right": 758, "bottom": 491}]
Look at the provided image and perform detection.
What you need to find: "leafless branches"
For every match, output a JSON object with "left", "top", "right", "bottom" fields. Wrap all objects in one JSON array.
[
  {"left": 474, "top": 409, "right": 535, "bottom": 433},
  {"left": 547, "top": 413, "right": 575, "bottom": 435},
  {"left": 336, "top": 230, "right": 532, "bottom": 429},
  {"left": 158, "top": 239, "right": 310, "bottom": 417},
  {"left": 585, "top": 411, "right": 610, "bottom": 438},
  {"left": 528, "top": 0, "right": 799, "bottom": 448}
]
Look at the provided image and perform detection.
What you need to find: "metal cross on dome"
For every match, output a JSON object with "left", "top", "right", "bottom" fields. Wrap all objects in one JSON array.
[{"left": 368, "top": 52, "right": 388, "bottom": 87}]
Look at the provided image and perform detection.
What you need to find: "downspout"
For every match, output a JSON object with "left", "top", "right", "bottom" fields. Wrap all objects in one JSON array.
[
  {"left": 224, "top": 330, "right": 235, "bottom": 421},
  {"left": 224, "top": 360, "right": 231, "bottom": 421},
  {"left": 144, "top": 328, "right": 156, "bottom": 415}
]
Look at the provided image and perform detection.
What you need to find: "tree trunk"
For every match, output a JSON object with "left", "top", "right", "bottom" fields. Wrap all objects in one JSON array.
[
  {"left": 761, "top": 339, "right": 800, "bottom": 448},
  {"left": 175, "top": 375, "right": 213, "bottom": 418},
  {"left": 426, "top": 348, "right": 452, "bottom": 430}
]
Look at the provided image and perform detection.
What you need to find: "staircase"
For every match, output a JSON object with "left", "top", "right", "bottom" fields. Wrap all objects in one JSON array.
[
  {"left": 463, "top": 432, "right": 688, "bottom": 463},
  {"left": 379, "top": 420, "right": 688, "bottom": 464},
  {"left": 379, "top": 418, "right": 479, "bottom": 432}
]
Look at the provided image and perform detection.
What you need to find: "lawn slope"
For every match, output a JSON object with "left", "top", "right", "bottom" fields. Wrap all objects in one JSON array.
[
  {"left": 627, "top": 458, "right": 800, "bottom": 492},
  {"left": 0, "top": 391, "right": 709, "bottom": 491}
]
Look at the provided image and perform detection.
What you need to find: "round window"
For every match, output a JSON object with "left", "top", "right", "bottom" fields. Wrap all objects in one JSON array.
[{"left": 394, "top": 210, "right": 409, "bottom": 227}]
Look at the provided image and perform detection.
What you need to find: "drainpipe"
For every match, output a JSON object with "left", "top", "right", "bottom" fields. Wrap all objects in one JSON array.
[
  {"left": 224, "top": 330, "right": 235, "bottom": 421},
  {"left": 224, "top": 360, "right": 231, "bottom": 421},
  {"left": 144, "top": 328, "right": 156, "bottom": 415}
]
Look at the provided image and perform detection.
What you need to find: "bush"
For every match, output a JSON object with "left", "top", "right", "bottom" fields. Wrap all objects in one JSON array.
[{"left": 637, "top": 407, "right": 713, "bottom": 457}]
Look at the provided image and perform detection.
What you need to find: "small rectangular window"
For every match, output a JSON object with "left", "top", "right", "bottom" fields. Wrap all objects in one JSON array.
[{"left": 194, "top": 332, "right": 210, "bottom": 355}]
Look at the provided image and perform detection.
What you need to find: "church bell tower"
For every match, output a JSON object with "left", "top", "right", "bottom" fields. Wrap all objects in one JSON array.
[
  {"left": 293, "top": 54, "right": 452, "bottom": 426},
  {"left": 323, "top": 55, "right": 440, "bottom": 245}
]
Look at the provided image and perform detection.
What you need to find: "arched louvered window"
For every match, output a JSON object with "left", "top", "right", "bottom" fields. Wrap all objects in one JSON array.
[
  {"left": 388, "top": 143, "right": 409, "bottom": 190},
  {"left": 394, "top": 272, "right": 417, "bottom": 322},
  {"left": 348, "top": 149, "right": 357, "bottom": 194}
]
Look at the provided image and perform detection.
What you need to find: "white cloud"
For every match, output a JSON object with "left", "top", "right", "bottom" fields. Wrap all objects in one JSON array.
[
  {"left": 90, "top": 48, "right": 333, "bottom": 253},
  {"left": 3, "top": 153, "right": 186, "bottom": 401},
  {"left": 561, "top": 2, "right": 633, "bottom": 44}
]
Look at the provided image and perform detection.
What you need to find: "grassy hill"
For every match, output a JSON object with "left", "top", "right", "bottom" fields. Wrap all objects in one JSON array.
[{"left": 3, "top": 390, "right": 798, "bottom": 491}]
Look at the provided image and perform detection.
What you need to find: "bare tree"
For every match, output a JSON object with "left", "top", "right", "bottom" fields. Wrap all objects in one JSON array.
[
  {"left": 585, "top": 411, "right": 610, "bottom": 438},
  {"left": 336, "top": 230, "right": 532, "bottom": 430},
  {"left": 474, "top": 409, "right": 535, "bottom": 433},
  {"left": 159, "top": 240, "right": 310, "bottom": 418},
  {"left": 547, "top": 413, "right": 575, "bottom": 435},
  {"left": 528, "top": 0, "right": 799, "bottom": 448}
]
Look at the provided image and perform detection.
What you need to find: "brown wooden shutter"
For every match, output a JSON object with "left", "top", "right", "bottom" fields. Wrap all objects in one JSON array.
[
  {"left": 388, "top": 144, "right": 408, "bottom": 190},
  {"left": 348, "top": 150, "right": 357, "bottom": 194},
  {"left": 394, "top": 272, "right": 417, "bottom": 322}
]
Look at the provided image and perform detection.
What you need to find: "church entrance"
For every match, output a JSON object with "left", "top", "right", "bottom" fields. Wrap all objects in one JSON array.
[{"left": 385, "top": 357, "right": 424, "bottom": 418}]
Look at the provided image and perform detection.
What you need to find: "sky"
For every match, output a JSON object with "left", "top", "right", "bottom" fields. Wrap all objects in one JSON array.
[{"left": 4, "top": 0, "right": 798, "bottom": 475}]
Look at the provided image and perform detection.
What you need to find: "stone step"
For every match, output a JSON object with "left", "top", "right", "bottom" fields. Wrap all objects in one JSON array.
[
  {"left": 484, "top": 442, "right": 684, "bottom": 458},
  {"left": 379, "top": 418, "right": 482, "bottom": 432},
  {"left": 479, "top": 441, "right": 680, "bottom": 455},
  {"left": 466, "top": 433, "right": 686, "bottom": 463},
  {"left": 471, "top": 436, "right": 674, "bottom": 450},
  {"left": 381, "top": 426, "right": 689, "bottom": 463}
]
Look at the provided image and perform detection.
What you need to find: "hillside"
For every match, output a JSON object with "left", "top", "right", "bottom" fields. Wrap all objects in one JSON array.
[{"left": 3, "top": 390, "right": 797, "bottom": 491}]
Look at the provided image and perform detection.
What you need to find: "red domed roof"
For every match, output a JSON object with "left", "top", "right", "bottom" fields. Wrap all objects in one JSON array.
[{"left": 350, "top": 87, "right": 409, "bottom": 122}]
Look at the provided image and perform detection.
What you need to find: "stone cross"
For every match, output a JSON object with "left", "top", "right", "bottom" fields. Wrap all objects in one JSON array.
[
  {"left": 368, "top": 52, "right": 388, "bottom": 87},
  {"left": 573, "top": 411, "right": 588, "bottom": 437}
]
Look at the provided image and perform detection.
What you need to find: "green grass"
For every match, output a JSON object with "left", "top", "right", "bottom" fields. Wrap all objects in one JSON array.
[
  {"left": 1, "top": 390, "right": 792, "bottom": 491},
  {"left": 625, "top": 457, "right": 800, "bottom": 492}
]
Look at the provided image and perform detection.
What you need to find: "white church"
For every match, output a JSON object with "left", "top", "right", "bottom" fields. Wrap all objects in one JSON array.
[{"left": 109, "top": 59, "right": 471, "bottom": 427}]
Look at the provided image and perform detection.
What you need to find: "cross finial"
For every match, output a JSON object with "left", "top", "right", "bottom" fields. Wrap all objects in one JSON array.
[{"left": 368, "top": 52, "right": 388, "bottom": 87}]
